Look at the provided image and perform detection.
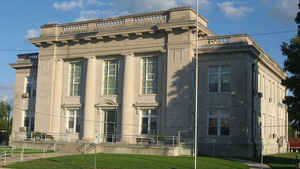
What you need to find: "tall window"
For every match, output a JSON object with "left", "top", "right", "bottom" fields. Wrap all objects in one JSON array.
[
  {"left": 30, "top": 116, "right": 35, "bottom": 132},
  {"left": 208, "top": 66, "right": 231, "bottom": 93},
  {"left": 67, "top": 110, "right": 81, "bottom": 133},
  {"left": 142, "top": 57, "right": 158, "bottom": 94},
  {"left": 140, "top": 109, "right": 158, "bottom": 135},
  {"left": 208, "top": 111, "right": 230, "bottom": 136},
  {"left": 23, "top": 111, "right": 30, "bottom": 128},
  {"left": 104, "top": 60, "right": 119, "bottom": 95},
  {"left": 69, "top": 62, "right": 82, "bottom": 96},
  {"left": 24, "top": 77, "right": 31, "bottom": 94}
]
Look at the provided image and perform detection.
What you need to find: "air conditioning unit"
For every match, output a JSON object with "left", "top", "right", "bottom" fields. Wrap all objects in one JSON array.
[
  {"left": 269, "top": 98, "right": 272, "bottom": 102},
  {"left": 22, "top": 93, "right": 29, "bottom": 98}
]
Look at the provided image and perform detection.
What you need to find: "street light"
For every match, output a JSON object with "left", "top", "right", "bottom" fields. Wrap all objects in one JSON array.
[{"left": 194, "top": 0, "right": 199, "bottom": 169}]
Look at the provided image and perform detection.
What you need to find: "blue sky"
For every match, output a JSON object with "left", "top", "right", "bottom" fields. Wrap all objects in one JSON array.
[{"left": 0, "top": 0, "right": 298, "bottom": 105}]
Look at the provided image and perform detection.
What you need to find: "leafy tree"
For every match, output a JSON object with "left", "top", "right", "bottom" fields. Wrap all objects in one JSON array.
[
  {"left": 288, "top": 124, "right": 296, "bottom": 137},
  {"left": 0, "top": 101, "right": 11, "bottom": 144},
  {"left": 282, "top": 2, "right": 300, "bottom": 130}
]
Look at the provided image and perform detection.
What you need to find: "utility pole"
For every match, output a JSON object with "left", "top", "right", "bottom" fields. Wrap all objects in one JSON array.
[{"left": 194, "top": 0, "right": 199, "bottom": 169}]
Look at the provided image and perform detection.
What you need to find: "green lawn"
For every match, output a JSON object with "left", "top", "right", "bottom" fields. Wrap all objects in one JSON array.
[
  {"left": 264, "top": 152, "right": 300, "bottom": 169},
  {"left": 5, "top": 153, "right": 248, "bottom": 169}
]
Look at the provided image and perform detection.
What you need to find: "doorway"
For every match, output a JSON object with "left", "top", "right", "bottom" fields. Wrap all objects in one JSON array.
[{"left": 104, "top": 110, "right": 117, "bottom": 143}]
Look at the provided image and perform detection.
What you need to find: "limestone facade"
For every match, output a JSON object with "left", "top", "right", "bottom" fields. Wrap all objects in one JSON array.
[{"left": 10, "top": 7, "right": 288, "bottom": 157}]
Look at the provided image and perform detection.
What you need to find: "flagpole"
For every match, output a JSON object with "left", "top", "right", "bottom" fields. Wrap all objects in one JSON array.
[{"left": 194, "top": 0, "right": 199, "bottom": 169}]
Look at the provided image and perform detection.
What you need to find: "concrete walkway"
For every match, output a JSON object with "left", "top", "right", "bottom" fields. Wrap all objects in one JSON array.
[
  {"left": 246, "top": 161, "right": 271, "bottom": 169},
  {"left": 231, "top": 159, "right": 271, "bottom": 169}
]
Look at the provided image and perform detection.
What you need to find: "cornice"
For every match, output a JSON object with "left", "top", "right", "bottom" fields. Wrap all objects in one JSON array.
[
  {"left": 133, "top": 102, "right": 160, "bottom": 108},
  {"left": 10, "top": 63, "right": 35, "bottom": 69},
  {"left": 30, "top": 20, "right": 204, "bottom": 47},
  {"left": 61, "top": 103, "right": 82, "bottom": 109}
]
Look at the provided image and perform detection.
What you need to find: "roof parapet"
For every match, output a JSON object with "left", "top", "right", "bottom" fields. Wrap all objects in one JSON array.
[{"left": 35, "top": 6, "right": 208, "bottom": 38}]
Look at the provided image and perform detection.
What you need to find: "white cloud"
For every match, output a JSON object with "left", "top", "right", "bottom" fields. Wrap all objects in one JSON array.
[
  {"left": 54, "top": 0, "right": 83, "bottom": 11},
  {"left": 77, "top": 0, "right": 210, "bottom": 21},
  {"left": 87, "top": 0, "right": 104, "bottom": 6},
  {"left": 217, "top": 1, "right": 253, "bottom": 18},
  {"left": 268, "top": 0, "right": 298, "bottom": 23},
  {"left": 25, "top": 29, "right": 40, "bottom": 39},
  {"left": 110, "top": 0, "right": 210, "bottom": 13}
]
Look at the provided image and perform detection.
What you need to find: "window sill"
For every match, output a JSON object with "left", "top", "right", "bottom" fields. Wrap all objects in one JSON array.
[
  {"left": 138, "top": 94, "right": 158, "bottom": 96},
  {"left": 102, "top": 94, "right": 118, "bottom": 97},
  {"left": 207, "top": 92, "right": 232, "bottom": 95},
  {"left": 207, "top": 135, "right": 231, "bottom": 138}
]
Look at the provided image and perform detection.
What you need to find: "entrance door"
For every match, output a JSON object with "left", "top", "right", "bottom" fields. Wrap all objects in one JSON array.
[{"left": 104, "top": 110, "right": 117, "bottom": 143}]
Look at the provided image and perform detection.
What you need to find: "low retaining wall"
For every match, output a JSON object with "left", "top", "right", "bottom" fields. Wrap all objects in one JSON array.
[{"left": 10, "top": 141, "right": 192, "bottom": 156}]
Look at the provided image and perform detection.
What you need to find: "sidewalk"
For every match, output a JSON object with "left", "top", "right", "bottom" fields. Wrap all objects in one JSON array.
[
  {"left": 246, "top": 161, "right": 271, "bottom": 169},
  {"left": 231, "top": 159, "right": 271, "bottom": 169}
]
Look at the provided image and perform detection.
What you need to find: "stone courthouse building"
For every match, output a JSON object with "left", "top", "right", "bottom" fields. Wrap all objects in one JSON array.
[{"left": 10, "top": 7, "right": 289, "bottom": 157}]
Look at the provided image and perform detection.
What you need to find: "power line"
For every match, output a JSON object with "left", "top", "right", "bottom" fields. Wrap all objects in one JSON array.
[{"left": 250, "top": 30, "right": 297, "bottom": 37}]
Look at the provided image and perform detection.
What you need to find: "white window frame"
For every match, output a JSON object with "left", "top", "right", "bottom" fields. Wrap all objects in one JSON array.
[
  {"left": 24, "top": 77, "right": 28, "bottom": 93},
  {"left": 141, "top": 57, "right": 158, "bottom": 95},
  {"left": 22, "top": 110, "right": 27, "bottom": 128},
  {"left": 66, "top": 109, "right": 81, "bottom": 133},
  {"left": 103, "top": 59, "right": 119, "bottom": 95},
  {"left": 69, "top": 62, "right": 82, "bottom": 96},
  {"left": 208, "top": 65, "right": 231, "bottom": 93},
  {"left": 22, "top": 110, "right": 34, "bottom": 131},
  {"left": 139, "top": 109, "right": 159, "bottom": 136},
  {"left": 207, "top": 111, "right": 230, "bottom": 136}
]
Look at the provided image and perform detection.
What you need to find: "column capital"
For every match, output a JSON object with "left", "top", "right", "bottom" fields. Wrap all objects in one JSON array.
[
  {"left": 84, "top": 56, "right": 96, "bottom": 60},
  {"left": 55, "top": 58, "right": 63, "bottom": 62},
  {"left": 121, "top": 51, "right": 134, "bottom": 57}
]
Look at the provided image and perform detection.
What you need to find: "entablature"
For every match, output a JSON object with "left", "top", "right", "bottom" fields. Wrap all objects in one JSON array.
[
  {"left": 10, "top": 53, "right": 39, "bottom": 69},
  {"left": 30, "top": 20, "right": 208, "bottom": 47},
  {"left": 29, "top": 7, "right": 213, "bottom": 47}
]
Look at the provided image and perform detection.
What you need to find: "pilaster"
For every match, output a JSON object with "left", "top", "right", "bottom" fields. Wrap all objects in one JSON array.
[
  {"left": 121, "top": 52, "right": 136, "bottom": 143},
  {"left": 51, "top": 59, "right": 63, "bottom": 135},
  {"left": 83, "top": 56, "right": 96, "bottom": 141}
]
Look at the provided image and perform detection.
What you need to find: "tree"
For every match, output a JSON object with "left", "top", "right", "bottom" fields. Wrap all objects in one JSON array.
[
  {"left": 282, "top": 2, "right": 300, "bottom": 130},
  {"left": 0, "top": 101, "right": 11, "bottom": 145}
]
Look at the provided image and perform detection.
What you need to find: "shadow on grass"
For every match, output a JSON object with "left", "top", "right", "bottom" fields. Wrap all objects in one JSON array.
[
  {"left": 264, "top": 155, "right": 298, "bottom": 169},
  {"left": 43, "top": 158, "right": 86, "bottom": 169}
]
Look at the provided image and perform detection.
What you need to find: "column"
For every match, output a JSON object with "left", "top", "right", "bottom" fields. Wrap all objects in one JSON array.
[
  {"left": 83, "top": 56, "right": 96, "bottom": 141},
  {"left": 51, "top": 59, "right": 63, "bottom": 136},
  {"left": 121, "top": 52, "right": 136, "bottom": 143}
]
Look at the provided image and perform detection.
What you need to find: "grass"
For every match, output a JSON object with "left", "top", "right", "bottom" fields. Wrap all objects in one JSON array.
[
  {"left": 4, "top": 153, "right": 248, "bottom": 169},
  {"left": 264, "top": 152, "right": 300, "bottom": 169}
]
